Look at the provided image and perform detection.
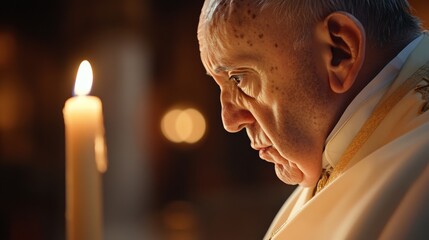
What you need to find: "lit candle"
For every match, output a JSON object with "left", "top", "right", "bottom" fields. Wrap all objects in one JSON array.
[{"left": 63, "top": 60, "right": 107, "bottom": 240}]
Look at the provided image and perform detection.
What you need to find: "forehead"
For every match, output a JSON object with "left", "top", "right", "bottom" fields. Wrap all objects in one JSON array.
[
  {"left": 198, "top": 1, "right": 292, "bottom": 72},
  {"left": 199, "top": 1, "right": 274, "bottom": 43}
]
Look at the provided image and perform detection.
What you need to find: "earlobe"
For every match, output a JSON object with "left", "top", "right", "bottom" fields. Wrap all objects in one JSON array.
[{"left": 322, "top": 12, "right": 366, "bottom": 94}]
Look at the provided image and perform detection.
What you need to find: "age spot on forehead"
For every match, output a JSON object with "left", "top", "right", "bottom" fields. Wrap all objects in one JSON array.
[
  {"left": 246, "top": 40, "right": 253, "bottom": 47},
  {"left": 274, "top": 43, "right": 278, "bottom": 48},
  {"left": 258, "top": 33, "right": 264, "bottom": 39},
  {"left": 270, "top": 66, "right": 278, "bottom": 72},
  {"left": 243, "top": 5, "right": 256, "bottom": 18},
  {"left": 233, "top": 27, "right": 239, "bottom": 38}
]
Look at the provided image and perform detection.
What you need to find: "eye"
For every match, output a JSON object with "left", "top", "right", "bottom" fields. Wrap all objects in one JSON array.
[
  {"left": 229, "top": 75, "right": 241, "bottom": 85},
  {"left": 228, "top": 72, "right": 257, "bottom": 98}
]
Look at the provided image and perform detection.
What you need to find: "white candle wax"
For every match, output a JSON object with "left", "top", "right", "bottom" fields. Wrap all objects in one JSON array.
[{"left": 63, "top": 61, "right": 106, "bottom": 240}]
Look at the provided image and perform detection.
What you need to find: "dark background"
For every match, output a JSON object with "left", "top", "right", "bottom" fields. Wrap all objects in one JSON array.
[{"left": 0, "top": 1, "right": 427, "bottom": 239}]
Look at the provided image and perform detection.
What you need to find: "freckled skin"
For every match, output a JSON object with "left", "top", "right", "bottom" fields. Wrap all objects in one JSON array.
[{"left": 198, "top": 3, "right": 336, "bottom": 186}]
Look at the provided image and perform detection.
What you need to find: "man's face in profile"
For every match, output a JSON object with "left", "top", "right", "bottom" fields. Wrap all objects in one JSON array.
[{"left": 198, "top": 1, "right": 336, "bottom": 187}]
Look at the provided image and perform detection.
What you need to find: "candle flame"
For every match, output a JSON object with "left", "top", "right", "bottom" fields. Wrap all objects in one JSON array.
[{"left": 74, "top": 60, "right": 93, "bottom": 96}]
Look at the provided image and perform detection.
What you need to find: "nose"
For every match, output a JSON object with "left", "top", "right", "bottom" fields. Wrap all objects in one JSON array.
[{"left": 220, "top": 91, "right": 255, "bottom": 133}]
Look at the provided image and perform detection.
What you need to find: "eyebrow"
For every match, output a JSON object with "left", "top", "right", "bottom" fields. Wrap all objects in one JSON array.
[
  {"left": 205, "top": 65, "right": 232, "bottom": 77},
  {"left": 214, "top": 66, "right": 232, "bottom": 73},
  {"left": 207, "top": 53, "right": 260, "bottom": 75},
  {"left": 214, "top": 65, "right": 239, "bottom": 76}
]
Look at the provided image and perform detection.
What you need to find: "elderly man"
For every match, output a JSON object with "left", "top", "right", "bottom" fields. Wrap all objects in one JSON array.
[{"left": 197, "top": 0, "right": 429, "bottom": 239}]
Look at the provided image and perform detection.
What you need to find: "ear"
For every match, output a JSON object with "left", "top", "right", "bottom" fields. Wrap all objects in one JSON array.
[{"left": 317, "top": 12, "right": 366, "bottom": 94}]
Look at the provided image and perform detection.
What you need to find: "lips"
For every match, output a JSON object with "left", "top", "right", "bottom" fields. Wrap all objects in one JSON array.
[
  {"left": 256, "top": 146, "right": 274, "bottom": 163},
  {"left": 251, "top": 141, "right": 273, "bottom": 162}
]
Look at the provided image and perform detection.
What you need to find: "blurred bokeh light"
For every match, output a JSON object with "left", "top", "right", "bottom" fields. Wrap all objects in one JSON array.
[{"left": 161, "top": 107, "right": 206, "bottom": 144}]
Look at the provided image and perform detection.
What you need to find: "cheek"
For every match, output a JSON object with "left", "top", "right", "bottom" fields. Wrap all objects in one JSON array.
[
  {"left": 250, "top": 77, "right": 291, "bottom": 136},
  {"left": 261, "top": 84, "right": 318, "bottom": 155},
  {"left": 260, "top": 82, "right": 290, "bottom": 128},
  {"left": 259, "top": 67, "right": 289, "bottom": 102}
]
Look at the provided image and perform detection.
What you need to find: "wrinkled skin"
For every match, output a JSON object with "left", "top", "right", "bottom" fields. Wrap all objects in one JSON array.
[{"left": 198, "top": 3, "right": 340, "bottom": 187}]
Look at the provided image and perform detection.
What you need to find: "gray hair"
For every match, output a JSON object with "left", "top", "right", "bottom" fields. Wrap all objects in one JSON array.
[{"left": 200, "top": 0, "right": 421, "bottom": 47}]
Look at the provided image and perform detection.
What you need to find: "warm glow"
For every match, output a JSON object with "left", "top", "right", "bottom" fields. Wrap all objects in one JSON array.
[
  {"left": 74, "top": 60, "right": 93, "bottom": 96},
  {"left": 175, "top": 111, "right": 193, "bottom": 141},
  {"left": 95, "top": 134, "right": 108, "bottom": 173},
  {"left": 161, "top": 108, "right": 206, "bottom": 144},
  {"left": 161, "top": 109, "right": 183, "bottom": 143},
  {"left": 183, "top": 109, "right": 206, "bottom": 143}
]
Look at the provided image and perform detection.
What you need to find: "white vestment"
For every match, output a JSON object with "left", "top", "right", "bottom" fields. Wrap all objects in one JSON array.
[{"left": 264, "top": 32, "right": 429, "bottom": 240}]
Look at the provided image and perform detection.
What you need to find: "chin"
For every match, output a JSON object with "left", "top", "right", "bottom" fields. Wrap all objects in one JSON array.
[
  {"left": 275, "top": 162, "right": 320, "bottom": 187},
  {"left": 277, "top": 171, "right": 320, "bottom": 187},
  {"left": 299, "top": 172, "right": 322, "bottom": 188},
  {"left": 298, "top": 179, "right": 318, "bottom": 188},
  {"left": 278, "top": 177, "right": 317, "bottom": 187}
]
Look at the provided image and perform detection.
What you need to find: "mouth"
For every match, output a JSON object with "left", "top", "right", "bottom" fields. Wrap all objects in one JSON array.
[
  {"left": 252, "top": 145, "right": 273, "bottom": 162},
  {"left": 259, "top": 147, "right": 273, "bottom": 162}
]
